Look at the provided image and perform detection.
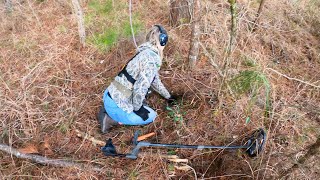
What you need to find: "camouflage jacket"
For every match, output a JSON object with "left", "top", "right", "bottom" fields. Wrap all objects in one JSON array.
[{"left": 107, "top": 42, "right": 171, "bottom": 113}]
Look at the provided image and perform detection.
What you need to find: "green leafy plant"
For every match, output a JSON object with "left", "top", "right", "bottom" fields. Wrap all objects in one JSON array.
[
  {"left": 241, "top": 56, "right": 256, "bottom": 67},
  {"left": 167, "top": 150, "right": 176, "bottom": 155},
  {"left": 168, "top": 164, "right": 175, "bottom": 172},
  {"left": 166, "top": 104, "right": 186, "bottom": 123},
  {"left": 229, "top": 69, "right": 271, "bottom": 118}
]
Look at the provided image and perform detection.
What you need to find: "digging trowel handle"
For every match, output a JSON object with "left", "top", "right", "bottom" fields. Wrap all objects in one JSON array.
[{"left": 126, "top": 141, "right": 151, "bottom": 159}]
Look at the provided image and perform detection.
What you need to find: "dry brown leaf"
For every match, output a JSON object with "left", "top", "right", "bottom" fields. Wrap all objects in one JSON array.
[
  {"left": 42, "top": 137, "right": 51, "bottom": 149},
  {"left": 18, "top": 144, "right": 39, "bottom": 154},
  {"left": 40, "top": 136, "right": 54, "bottom": 156}
]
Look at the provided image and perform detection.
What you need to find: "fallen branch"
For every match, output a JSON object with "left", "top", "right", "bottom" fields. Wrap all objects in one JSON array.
[
  {"left": 0, "top": 143, "right": 103, "bottom": 172},
  {"left": 266, "top": 68, "right": 320, "bottom": 89}
]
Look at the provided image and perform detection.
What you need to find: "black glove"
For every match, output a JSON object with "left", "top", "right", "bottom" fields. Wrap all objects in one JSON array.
[
  {"left": 167, "top": 95, "right": 180, "bottom": 105},
  {"left": 134, "top": 106, "right": 150, "bottom": 121}
]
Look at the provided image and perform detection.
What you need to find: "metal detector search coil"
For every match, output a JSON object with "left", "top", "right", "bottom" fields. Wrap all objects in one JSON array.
[{"left": 101, "top": 128, "right": 266, "bottom": 159}]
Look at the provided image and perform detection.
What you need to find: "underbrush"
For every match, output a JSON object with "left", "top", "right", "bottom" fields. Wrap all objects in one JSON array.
[{"left": 86, "top": 0, "right": 143, "bottom": 51}]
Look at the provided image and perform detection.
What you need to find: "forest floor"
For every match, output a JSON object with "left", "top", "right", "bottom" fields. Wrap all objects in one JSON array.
[{"left": 0, "top": 0, "right": 319, "bottom": 179}]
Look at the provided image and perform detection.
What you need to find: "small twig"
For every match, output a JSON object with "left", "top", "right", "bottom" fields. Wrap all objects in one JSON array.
[
  {"left": 266, "top": 68, "right": 320, "bottom": 89},
  {"left": 129, "top": 0, "right": 137, "bottom": 49},
  {"left": 168, "top": 158, "right": 188, "bottom": 163},
  {"left": 26, "top": 0, "right": 41, "bottom": 27},
  {"left": 199, "top": 42, "right": 223, "bottom": 77},
  {"left": 0, "top": 143, "right": 103, "bottom": 172},
  {"left": 176, "top": 164, "right": 197, "bottom": 180},
  {"left": 252, "top": 0, "right": 266, "bottom": 32},
  {"left": 75, "top": 129, "right": 105, "bottom": 146}
]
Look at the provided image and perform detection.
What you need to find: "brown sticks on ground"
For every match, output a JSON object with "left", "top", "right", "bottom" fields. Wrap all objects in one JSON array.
[{"left": 279, "top": 137, "right": 320, "bottom": 178}]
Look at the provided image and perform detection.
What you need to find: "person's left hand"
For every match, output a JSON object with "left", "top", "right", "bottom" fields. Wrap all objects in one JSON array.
[{"left": 134, "top": 106, "right": 150, "bottom": 121}]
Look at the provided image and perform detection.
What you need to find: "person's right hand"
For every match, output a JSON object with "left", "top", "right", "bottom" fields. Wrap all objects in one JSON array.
[
  {"left": 134, "top": 106, "right": 150, "bottom": 121},
  {"left": 167, "top": 94, "right": 180, "bottom": 106}
]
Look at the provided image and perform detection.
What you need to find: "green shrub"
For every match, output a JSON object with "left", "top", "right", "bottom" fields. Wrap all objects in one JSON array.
[
  {"left": 89, "top": 0, "right": 113, "bottom": 14},
  {"left": 86, "top": 0, "right": 143, "bottom": 51},
  {"left": 166, "top": 104, "right": 186, "bottom": 123},
  {"left": 91, "top": 28, "right": 119, "bottom": 51},
  {"left": 229, "top": 70, "right": 271, "bottom": 118}
]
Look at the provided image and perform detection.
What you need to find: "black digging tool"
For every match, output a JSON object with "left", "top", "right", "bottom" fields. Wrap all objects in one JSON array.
[{"left": 101, "top": 128, "right": 266, "bottom": 159}]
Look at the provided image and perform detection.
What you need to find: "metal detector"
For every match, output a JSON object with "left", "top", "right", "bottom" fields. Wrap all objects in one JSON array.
[{"left": 101, "top": 128, "right": 266, "bottom": 159}]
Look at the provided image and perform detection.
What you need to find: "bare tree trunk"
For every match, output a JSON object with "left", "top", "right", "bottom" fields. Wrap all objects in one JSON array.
[
  {"left": 228, "top": 0, "right": 237, "bottom": 54},
  {"left": 169, "top": 0, "right": 192, "bottom": 27},
  {"left": 4, "top": 0, "right": 13, "bottom": 13},
  {"left": 222, "top": 0, "right": 237, "bottom": 75},
  {"left": 188, "top": 0, "right": 200, "bottom": 69},
  {"left": 252, "top": 0, "right": 266, "bottom": 32},
  {"left": 218, "top": 0, "right": 238, "bottom": 100},
  {"left": 72, "top": 0, "right": 86, "bottom": 46}
]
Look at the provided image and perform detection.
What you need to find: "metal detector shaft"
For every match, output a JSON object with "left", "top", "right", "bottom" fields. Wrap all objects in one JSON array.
[
  {"left": 141, "top": 142, "right": 248, "bottom": 149},
  {"left": 126, "top": 141, "right": 249, "bottom": 159},
  {"left": 102, "top": 129, "right": 266, "bottom": 159}
]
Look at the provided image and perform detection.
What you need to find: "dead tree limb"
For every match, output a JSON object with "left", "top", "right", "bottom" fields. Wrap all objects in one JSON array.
[
  {"left": 0, "top": 143, "right": 103, "bottom": 172},
  {"left": 72, "top": 0, "right": 86, "bottom": 45},
  {"left": 188, "top": 0, "right": 201, "bottom": 69},
  {"left": 252, "top": 0, "right": 266, "bottom": 32},
  {"left": 266, "top": 68, "right": 320, "bottom": 89}
]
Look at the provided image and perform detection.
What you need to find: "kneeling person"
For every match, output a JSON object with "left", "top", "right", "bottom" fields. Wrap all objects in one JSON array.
[{"left": 98, "top": 25, "right": 175, "bottom": 133}]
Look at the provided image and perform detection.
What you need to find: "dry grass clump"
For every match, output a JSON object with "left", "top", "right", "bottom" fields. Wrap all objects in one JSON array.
[{"left": 0, "top": 0, "right": 320, "bottom": 179}]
